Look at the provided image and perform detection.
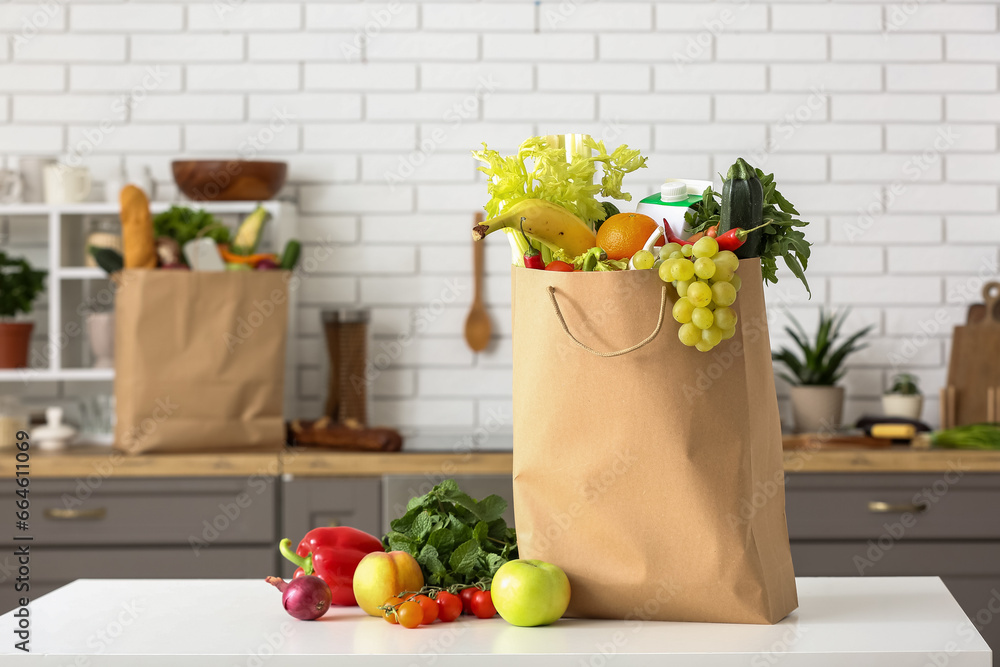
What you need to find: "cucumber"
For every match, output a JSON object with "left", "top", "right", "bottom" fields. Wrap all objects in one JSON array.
[
  {"left": 595, "top": 201, "right": 620, "bottom": 232},
  {"left": 718, "top": 157, "right": 764, "bottom": 259},
  {"left": 88, "top": 246, "right": 124, "bottom": 275},
  {"left": 279, "top": 239, "right": 301, "bottom": 270}
]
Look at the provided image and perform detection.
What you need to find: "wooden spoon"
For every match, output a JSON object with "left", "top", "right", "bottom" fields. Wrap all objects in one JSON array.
[{"left": 464, "top": 212, "right": 492, "bottom": 352}]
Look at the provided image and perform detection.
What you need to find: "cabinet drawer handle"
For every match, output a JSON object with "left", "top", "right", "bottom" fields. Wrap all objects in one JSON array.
[
  {"left": 868, "top": 501, "right": 928, "bottom": 514},
  {"left": 44, "top": 507, "right": 107, "bottom": 521}
]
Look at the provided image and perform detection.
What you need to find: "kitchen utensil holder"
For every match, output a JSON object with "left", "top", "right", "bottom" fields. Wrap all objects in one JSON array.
[{"left": 321, "top": 308, "right": 371, "bottom": 427}]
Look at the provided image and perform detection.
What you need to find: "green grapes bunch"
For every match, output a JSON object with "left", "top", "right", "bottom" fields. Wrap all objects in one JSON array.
[{"left": 656, "top": 237, "right": 742, "bottom": 353}]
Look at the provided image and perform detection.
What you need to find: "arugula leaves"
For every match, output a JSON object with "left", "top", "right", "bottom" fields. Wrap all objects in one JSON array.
[
  {"left": 682, "top": 169, "right": 812, "bottom": 296},
  {"left": 382, "top": 479, "right": 517, "bottom": 589}
]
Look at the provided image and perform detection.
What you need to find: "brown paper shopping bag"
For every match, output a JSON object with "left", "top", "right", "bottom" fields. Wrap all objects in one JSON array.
[
  {"left": 512, "top": 259, "right": 797, "bottom": 624},
  {"left": 114, "top": 270, "right": 288, "bottom": 454}
]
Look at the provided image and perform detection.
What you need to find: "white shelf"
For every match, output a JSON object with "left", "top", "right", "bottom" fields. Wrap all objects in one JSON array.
[
  {"left": 60, "top": 267, "right": 107, "bottom": 280},
  {"left": 0, "top": 200, "right": 288, "bottom": 217},
  {"left": 0, "top": 368, "right": 114, "bottom": 382},
  {"left": 5, "top": 199, "right": 299, "bottom": 419}
]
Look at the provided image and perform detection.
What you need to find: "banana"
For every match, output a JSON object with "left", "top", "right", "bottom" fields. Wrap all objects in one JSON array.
[{"left": 472, "top": 199, "right": 596, "bottom": 257}]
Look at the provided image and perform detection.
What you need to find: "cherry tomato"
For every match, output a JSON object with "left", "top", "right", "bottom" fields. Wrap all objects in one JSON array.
[
  {"left": 397, "top": 600, "right": 423, "bottom": 629},
  {"left": 544, "top": 260, "right": 574, "bottom": 272},
  {"left": 381, "top": 596, "right": 400, "bottom": 625},
  {"left": 435, "top": 592, "right": 462, "bottom": 623},
  {"left": 470, "top": 590, "right": 496, "bottom": 619},
  {"left": 458, "top": 587, "right": 478, "bottom": 615},
  {"left": 408, "top": 594, "right": 438, "bottom": 625}
]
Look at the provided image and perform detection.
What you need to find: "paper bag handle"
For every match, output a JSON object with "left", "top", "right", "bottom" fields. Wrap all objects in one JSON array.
[{"left": 547, "top": 285, "right": 667, "bottom": 358}]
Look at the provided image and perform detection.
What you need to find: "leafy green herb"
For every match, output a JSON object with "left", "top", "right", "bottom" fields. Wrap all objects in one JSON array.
[
  {"left": 682, "top": 167, "right": 812, "bottom": 295},
  {"left": 152, "top": 206, "right": 230, "bottom": 249},
  {"left": 932, "top": 424, "right": 1000, "bottom": 450},
  {"left": 383, "top": 479, "right": 517, "bottom": 589},
  {"left": 684, "top": 185, "right": 722, "bottom": 235},
  {"left": 472, "top": 136, "right": 647, "bottom": 226}
]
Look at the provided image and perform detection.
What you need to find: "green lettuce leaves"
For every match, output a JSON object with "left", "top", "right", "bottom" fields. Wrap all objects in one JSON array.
[
  {"left": 472, "top": 136, "right": 647, "bottom": 226},
  {"left": 382, "top": 479, "right": 517, "bottom": 589}
]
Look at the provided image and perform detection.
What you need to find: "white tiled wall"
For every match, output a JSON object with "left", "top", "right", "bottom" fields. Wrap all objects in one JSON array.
[{"left": 2, "top": 1, "right": 999, "bottom": 441}]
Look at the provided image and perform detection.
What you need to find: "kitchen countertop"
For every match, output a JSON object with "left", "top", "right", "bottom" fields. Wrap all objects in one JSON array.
[
  {"left": 2, "top": 444, "right": 1000, "bottom": 479},
  {"left": 0, "top": 577, "right": 989, "bottom": 665}
]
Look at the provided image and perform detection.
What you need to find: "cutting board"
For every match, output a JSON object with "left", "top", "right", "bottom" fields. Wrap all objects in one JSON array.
[{"left": 946, "top": 281, "right": 1000, "bottom": 426}]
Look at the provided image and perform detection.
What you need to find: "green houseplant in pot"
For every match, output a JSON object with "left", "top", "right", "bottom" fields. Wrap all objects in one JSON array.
[
  {"left": 772, "top": 310, "right": 873, "bottom": 433},
  {"left": 0, "top": 251, "right": 46, "bottom": 369},
  {"left": 883, "top": 373, "right": 923, "bottom": 420}
]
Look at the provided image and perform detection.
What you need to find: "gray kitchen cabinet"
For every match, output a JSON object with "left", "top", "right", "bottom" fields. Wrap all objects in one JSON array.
[
  {"left": 0, "top": 477, "right": 278, "bottom": 613},
  {"left": 279, "top": 477, "right": 382, "bottom": 578},
  {"left": 381, "top": 474, "right": 515, "bottom": 533},
  {"left": 786, "top": 473, "right": 1000, "bottom": 665}
]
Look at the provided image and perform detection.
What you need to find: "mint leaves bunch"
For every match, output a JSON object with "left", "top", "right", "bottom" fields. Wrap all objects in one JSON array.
[{"left": 383, "top": 479, "right": 518, "bottom": 589}]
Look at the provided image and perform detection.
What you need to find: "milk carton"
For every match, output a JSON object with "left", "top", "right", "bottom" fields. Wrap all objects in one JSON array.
[{"left": 635, "top": 179, "right": 713, "bottom": 240}]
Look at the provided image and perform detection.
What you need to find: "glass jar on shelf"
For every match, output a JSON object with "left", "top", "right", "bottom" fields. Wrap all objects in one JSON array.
[{"left": 0, "top": 395, "right": 29, "bottom": 450}]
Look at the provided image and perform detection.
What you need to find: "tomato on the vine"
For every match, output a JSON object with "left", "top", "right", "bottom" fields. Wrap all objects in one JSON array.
[
  {"left": 470, "top": 590, "right": 496, "bottom": 619},
  {"left": 397, "top": 600, "right": 423, "bottom": 629},
  {"left": 435, "top": 591, "right": 462, "bottom": 623},
  {"left": 459, "top": 587, "right": 478, "bottom": 615},
  {"left": 408, "top": 594, "right": 438, "bottom": 625},
  {"left": 381, "top": 595, "right": 403, "bottom": 625}
]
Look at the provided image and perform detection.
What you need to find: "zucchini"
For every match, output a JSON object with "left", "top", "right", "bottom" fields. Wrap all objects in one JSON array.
[
  {"left": 718, "top": 157, "right": 764, "bottom": 259},
  {"left": 279, "top": 239, "right": 301, "bottom": 270}
]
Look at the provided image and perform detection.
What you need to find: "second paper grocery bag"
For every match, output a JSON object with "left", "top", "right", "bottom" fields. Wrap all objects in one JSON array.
[
  {"left": 511, "top": 259, "right": 797, "bottom": 624},
  {"left": 114, "top": 269, "right": 288, "bottom": 453}
]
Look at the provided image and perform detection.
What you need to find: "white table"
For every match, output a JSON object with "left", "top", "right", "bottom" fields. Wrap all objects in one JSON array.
[{"left": 0, "top": 577, "right": 990, "bottom": 666}]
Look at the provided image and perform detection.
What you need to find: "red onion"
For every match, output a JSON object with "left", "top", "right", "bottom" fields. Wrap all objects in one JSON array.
[{"left": 266, "top": 576, "right": 331, "bottom": 620}]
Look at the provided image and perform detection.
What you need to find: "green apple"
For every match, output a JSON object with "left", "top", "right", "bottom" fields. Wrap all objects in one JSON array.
[{"left": 491, "top": 559, "right": 571, "bottom": 627}]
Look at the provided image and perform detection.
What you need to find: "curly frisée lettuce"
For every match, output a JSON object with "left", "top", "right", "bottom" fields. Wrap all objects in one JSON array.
[{"left": 472, "top": 136, "right": 647, "bottom": 227}]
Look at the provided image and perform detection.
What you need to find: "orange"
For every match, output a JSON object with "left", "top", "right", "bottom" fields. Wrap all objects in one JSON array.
[{"left": 596, "top": 212, "right": 659, "bottom": 260}]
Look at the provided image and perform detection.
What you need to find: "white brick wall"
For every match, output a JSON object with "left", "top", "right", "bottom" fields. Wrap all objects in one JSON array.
[{"left": 1, "top": 1, "right": 999, "bottom": 442}]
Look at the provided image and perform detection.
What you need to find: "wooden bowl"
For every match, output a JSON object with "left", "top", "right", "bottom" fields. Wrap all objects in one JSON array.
[{"left": 171, "top": 160, "right": 287, "bottom": 201}]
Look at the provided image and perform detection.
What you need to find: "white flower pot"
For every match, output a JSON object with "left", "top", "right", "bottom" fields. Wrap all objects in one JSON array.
[
  {"left": 789, "top": 386, "right": 845, "bottom": 434},
  {"left": 882, "top": 394, "right": 923, "bottom": 421}
]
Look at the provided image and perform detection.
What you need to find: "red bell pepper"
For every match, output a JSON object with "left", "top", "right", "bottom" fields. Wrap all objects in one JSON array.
[{"left": 279, "top": 527, "right": 383, "bottom": 606}]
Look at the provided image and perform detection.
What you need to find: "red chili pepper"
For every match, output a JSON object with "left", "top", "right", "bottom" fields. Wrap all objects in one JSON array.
[
  {"left": 279, "top": 527, "right": 383, "bottom": 607},
  {"left": 521, "top": 220, "right": 545, "bottom": 269},
  {"left": 544, "top": 260, "right": 574, "bottom": 272},
  {"left": 716, "top": 222, "right": 771, "bottom": 252},
  {"left": 663, "top": 220, "right": 694, "bottom": 246},
  {"left": 524, "top": 248, "right": 544, "bottom": 269}
]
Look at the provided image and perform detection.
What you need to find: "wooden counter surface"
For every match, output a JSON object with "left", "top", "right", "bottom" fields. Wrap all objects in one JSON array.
[{"left": 2, "top": 445, "right": 999, "bottom": 479}]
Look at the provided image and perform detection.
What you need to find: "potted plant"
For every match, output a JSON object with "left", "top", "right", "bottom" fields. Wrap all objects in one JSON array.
[
  {"left": 883, "top": 373, "right": 923, "bottom": 420},
  {"left": 772, "top": 310, "right": 873, "bottom": 434},
  {"left": 0, "top": 251, "right": 46, "bottom": 369}
]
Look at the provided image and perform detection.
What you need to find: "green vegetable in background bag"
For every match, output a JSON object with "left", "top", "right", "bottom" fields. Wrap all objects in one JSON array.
[{"left": 153, "top": 206, "right": 230, "bottom": 249}]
